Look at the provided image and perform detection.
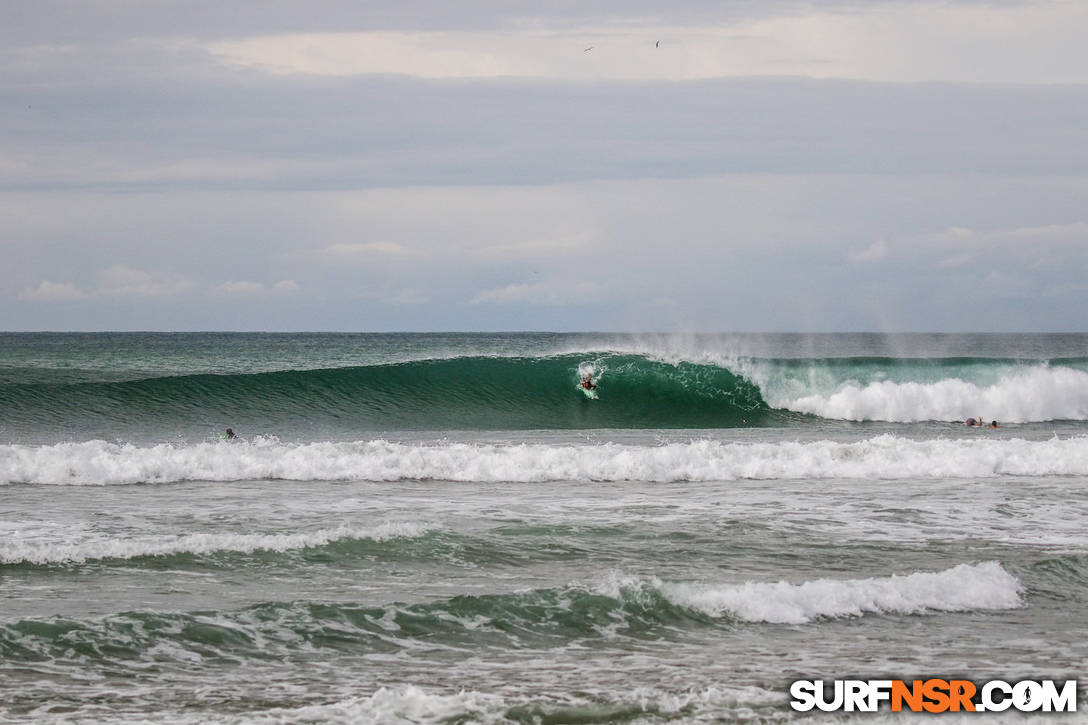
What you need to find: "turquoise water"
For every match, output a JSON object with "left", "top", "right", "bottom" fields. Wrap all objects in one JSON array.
[
  {"left": 2, "top": 333, "right": 1087, "bottom": 723},
  {"left": 3, "top": 332, "right": 1088, "bottom": 442}
]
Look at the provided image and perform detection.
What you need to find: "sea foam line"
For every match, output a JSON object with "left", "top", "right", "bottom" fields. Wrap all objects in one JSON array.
[
  {"left": 3, "top": 435, "right": 1088, "bottom": 485},
  {"left": 17, "top": 684, "right": 787, "bottom": 725},
  {"left": 0, "top": 521, "right": 432, "bottom": 565}
]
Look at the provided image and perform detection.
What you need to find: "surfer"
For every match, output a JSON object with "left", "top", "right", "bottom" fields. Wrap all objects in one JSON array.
[
  {"left": 990, "top": 420, "right": 999, "bottom": 428},
  {"left": 224, "top": 427, "right": 236, "bottom": 440},
  {"left": 581, "top": 373, "right": 597, "bottom": 391}
]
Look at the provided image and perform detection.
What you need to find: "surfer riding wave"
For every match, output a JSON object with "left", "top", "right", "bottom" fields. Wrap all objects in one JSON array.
[{"left": 576, "top": 361, "right": 602, "bottom": 399}]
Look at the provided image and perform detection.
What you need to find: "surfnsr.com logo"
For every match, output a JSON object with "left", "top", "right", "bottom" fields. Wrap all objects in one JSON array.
[{"left": 789, "top": 679, "right": 1077, "bottom": 713}]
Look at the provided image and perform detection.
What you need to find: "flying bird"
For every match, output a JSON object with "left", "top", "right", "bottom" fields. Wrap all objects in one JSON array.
[
  {"left": 655, "top": 40, "right": 660, "bottom": 48},
  {"left": 584, "top": 46, "right": 593, "bottom": 52}
]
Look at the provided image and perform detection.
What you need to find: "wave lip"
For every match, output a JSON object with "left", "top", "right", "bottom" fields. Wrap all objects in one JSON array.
[
  {"left": 656, "top": 561, "right": 1023, "bottom": 624},
  {"left": 0, "top": 521, "right": 433, "bottom": 566},
  {"left": 4, "top": 435, "right": 1088, "bottom": 485}
]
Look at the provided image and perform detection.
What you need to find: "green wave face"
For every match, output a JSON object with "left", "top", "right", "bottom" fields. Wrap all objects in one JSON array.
[
  {"left": 0, "top": 355, "right": 771, "bottom": 435},
  {"left": 0, "top": 585, "right": 709, "bottom": 670}
]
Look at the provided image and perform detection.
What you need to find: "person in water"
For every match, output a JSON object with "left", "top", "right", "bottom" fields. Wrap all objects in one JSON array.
[
  {"left": 581, "top": 373, "right": 597, "bottom": 390},
  {"left": 990, "top": 420, "right": 999, "bottom": 428},
  {"left": 224, "top": 427, "right": 236, "bottom": 439},
  {"left": 964, "top": 418, "right": 978, "bottom": 426}
]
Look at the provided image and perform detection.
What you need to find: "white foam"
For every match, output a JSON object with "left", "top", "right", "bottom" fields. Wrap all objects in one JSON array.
[
  {"left": 17, "top": 687, "right": 508, "bottom": 725},
  {"left": 656, "top": 561, "right": 1023, "bottom": 624},
  {"left": 3, "top": 435, "right": 1088, "bottom": 486},
  {"left": 570, "top": 337, "right": 1088, "bottom": 423},
  {"left": 0, "top": 521, "right": 432, "bottom": 565},
  {"left": 761, "top": 365, "right": 1088, "bottom": 423},
  {"left": 260, "top": 687, "right": 507, "bottom": 724},
  {"left": 23, "top": 683, "right": 789, "bottom": 725}
]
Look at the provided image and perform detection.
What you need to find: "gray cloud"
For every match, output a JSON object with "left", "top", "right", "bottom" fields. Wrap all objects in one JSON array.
[
  {"left": 4, "top": 0, "right": 1088, "bottom": 332},
  {"left": 0, "top": 1, "right": 871, "bottom": 45},
  {"left": 4, "top": 78, "right": 1087, "bottom": 194},
  {"left": 7, "top": 175, "right": 1087, "bottom": 331}
]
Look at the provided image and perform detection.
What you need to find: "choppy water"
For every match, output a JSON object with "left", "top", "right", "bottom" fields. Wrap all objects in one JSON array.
[{"left": 2, "top": 333, "right": 1086, "bottom": 723}]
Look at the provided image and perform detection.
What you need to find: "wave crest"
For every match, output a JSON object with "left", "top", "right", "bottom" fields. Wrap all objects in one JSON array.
[
  {"left": 0, "top": 563, "right": 1021, "bottom": 670},
  {"left": 778, "top": 365, "right": 1088, "bottom": 423},
  {"left": 653, "top": 561, "right": 1022, "bottom": 624}
]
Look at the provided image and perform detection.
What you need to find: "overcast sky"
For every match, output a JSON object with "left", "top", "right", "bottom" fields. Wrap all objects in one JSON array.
[{"left": 4, "top": 0, "right": 1087, "bottom": 332}]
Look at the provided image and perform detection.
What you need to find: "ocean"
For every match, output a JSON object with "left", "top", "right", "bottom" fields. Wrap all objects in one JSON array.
[{"left": 1, "top": 332, "right": 1086, "bottom": 723}]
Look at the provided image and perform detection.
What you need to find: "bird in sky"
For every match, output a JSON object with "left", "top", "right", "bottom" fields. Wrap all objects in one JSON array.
[{"left": 584, "top": 46, "right": 593, "bottom": 52}]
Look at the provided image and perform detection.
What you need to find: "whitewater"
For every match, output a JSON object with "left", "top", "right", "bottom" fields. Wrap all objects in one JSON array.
[
  {"left": 5, "top": 434, "right": 1088, "bottom": 485},
  {"left": 2, "top": 332, "right": 1087, "bottom": 723},
  {"left": 762, "top": 364, "right": 1088, "bottom": 423}
]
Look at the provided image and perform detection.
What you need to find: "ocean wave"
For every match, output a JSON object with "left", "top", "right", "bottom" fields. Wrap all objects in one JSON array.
[
  {"left": 0, "top": 354, "right": 769, "bottom": 433},
  {"left": 4, "top": 435, "right": 1088, "bottom": 485},
  {"left": 772, "top": 365, "right": 1088, "bottom": 423},
  {"left": 5, "top": 351, "right": 1088, "bottom": 432},
  {"left": 0, "top": 563, "right": 1020, "bottom": 672},
  {"left": 0, "top": 521, "right": 433, "bottom": 566},
  {"left": 647, "top": 561, "right": 1022, "bottom": 624},
  {"left": 591, "top": 338, "right": 1088, "bottom": 423}
]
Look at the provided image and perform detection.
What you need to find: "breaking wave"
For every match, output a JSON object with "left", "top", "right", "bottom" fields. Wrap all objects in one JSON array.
[
  {"left": 757, "top": 362, "right": 1088, "bottom": 423},
  {"left": 0, "top": 354, "right": 769, "bottom": 433},
  {"left": 4, "top": 434, "right": 1088, "bottom": 485},
  {"left": 652, "top": 561, "right": 1022, "bottom": 624},
  {"left": 4, "top": 351, "right": 1088, "bottom": 434},
  {"left": 0, "top": 563, "right": 1021, "bottom": 667},
  {"left": 0, "top": 521, "right": 433, "bottom": 566}
]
